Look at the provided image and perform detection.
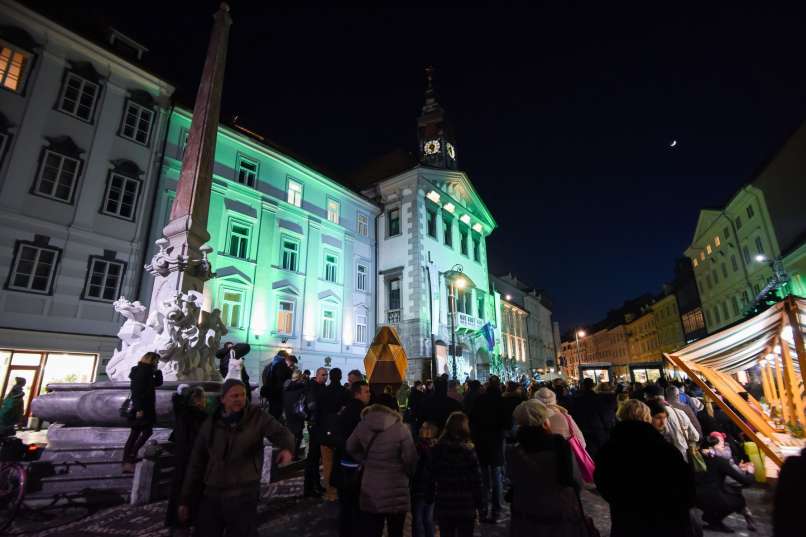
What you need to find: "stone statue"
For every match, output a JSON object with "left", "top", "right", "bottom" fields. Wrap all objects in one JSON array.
[{"left": 106, "top": 293, "right": 225, "bottom": 382}]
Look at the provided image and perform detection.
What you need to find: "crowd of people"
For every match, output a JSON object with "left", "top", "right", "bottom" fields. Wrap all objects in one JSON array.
[{"left": 118, "top": 345, "right": 804, "bottom": 537}]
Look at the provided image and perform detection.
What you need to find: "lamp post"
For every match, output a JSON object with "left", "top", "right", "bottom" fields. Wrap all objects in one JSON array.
[
  {"left": 747, "top": 255, "right": 791, "bottom": 314},
  {"left": 574, "top": 329, "right": 585, "bottom": 379},
  {"left": 443, "top": 263, "right": 467, "bottom": 381},
  {"left": 423, "top": 263, "right": 438, "bottom": 380}
]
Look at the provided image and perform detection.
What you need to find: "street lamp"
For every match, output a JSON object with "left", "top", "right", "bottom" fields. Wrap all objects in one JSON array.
[
  {"left": 443, "top": 263, "right": 470, "bottom": 380},
  {"left": 574, "top": 329, "right": 586, "bottom": 378}
]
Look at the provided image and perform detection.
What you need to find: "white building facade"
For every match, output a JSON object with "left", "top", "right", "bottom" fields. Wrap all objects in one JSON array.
[{"left": 0, "top": 0, "right": 173, "bottom": 400}]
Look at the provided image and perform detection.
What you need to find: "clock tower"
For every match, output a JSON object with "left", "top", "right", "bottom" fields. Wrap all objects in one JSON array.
[{"left": 418, "top": 67, "right": 458, "bottom": 170}]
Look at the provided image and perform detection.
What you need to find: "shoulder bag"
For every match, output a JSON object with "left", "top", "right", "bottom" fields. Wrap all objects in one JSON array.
[
  {"left": 563, "top": 412, "right": 595, "bottom": 483},
  {"left": 119, "top": 393, "right": 135, "bottom": 419},
  {"left": 338, "top": 431, "right": 379, "bottom": 492}
]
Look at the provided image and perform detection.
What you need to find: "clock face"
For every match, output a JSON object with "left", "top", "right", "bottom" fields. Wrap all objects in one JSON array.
[
  {"left": 424, "top": 139, "right": 441, "bottom": 155},
  {"left": 446, "top": 143, "right": 456, "bottom": 159}
]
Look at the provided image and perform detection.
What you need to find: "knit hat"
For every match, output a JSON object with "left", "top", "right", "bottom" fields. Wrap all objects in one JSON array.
[
  {"left": 513, "top": 399, "right": 553, "bottom": 428},
  {"left": 220, "top": 378, "right": 246, "bottom": 397},
  {"left": 534, "top": 387, "right": 557, "bottom": 406}
]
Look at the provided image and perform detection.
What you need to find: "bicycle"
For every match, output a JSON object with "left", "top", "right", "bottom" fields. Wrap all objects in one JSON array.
[{"left": 0, "top": 436, "right": 42, "bottom": 533}]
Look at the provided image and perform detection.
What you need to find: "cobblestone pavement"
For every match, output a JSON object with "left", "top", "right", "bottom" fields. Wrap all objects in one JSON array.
[{"left": 8, "top": 477, "right": 773, "bottom": 537}]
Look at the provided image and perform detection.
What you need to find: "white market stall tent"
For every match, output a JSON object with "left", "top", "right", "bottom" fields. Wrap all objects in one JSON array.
[{"left": 665, "top": 296, "right": 806, "bottom": 470}]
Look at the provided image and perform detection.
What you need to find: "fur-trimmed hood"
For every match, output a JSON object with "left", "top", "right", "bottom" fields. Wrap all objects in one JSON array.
[{"left": 361, "top": 403, "right": 403, "bottom": 432}]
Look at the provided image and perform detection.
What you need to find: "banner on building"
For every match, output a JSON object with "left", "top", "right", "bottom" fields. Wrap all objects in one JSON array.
[{"left": 481, "top": 322, "right": 495, "bottom": 352}]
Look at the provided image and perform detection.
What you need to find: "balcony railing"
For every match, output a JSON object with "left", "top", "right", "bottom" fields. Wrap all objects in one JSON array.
[
  {"left": 455, "top": 312, "right": 484, "bottom": 332},
  {"left": 387, "top": 309, "right": 401, "bottom": 324}
]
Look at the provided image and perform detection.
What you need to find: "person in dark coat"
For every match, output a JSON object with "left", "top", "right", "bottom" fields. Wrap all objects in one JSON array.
[
  {"left": 774, "top": 446, "right": 806, "bottom": 537},
  {"left": 468, "top": 376, "right": 508, "bottom": 523},
  {"left": 0, "top": 377, "right": 26, "bottom": 437},
  {"left": 429, "top": 412, "right": 482, "bottom": 537},
  {"left": 282, "top": 370, "right": 307, "bottom": 459},
  {"left": 319, "top": 368, "right": 349, "bottom": 501},
  {"left": 304, "top": 367, "right": 329, "bottom": 497},
  {"left": 595, "top": 399, "right": 697, "bottom": 537},
  {"left": 570, "top": 378, "right": 612, "bottom": 459},
  {"left": 411, "top": 421, "right": 438, "bottom": 537},
  {"left": 696, "top": 436, "right": 756, "bottom": 533},
  {"left": 418, "top": 377, "right": 463, "bottom": 431},
  {"left": 332, "top": 380, "right": 371, "bottom": 537},
  {"left": 122, "top": 352, "right": 163, "bottom": 472},
  {"left": 260, "top": 350, "right": 294, "bottom": 420},
  {"left": 165, "top": 385, "right": 208, "bottom": 536},
  {"left": 461, "top": 380, "right": 482, "bottom": 417}
]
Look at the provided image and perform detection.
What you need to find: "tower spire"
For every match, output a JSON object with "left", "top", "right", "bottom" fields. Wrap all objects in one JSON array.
[
  {"left": 417, "top": 66, "right": 457, "bottom": 170},
  {"left": 421, "top": 66, "right": 441, "bottom": 115}
]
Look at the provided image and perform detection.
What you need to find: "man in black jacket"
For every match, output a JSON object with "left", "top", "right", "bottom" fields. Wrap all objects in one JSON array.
[
  {"left": 303, "top": 367, "right": 328, "bottom": 497},
  {"left": 318, "top": 367, "right": 349, "bottom": 501},
  {"left": 418, "top": 376, "right": 463, "bottom": 431},
  {"left": 261, "top": 351, "right": 294, "bottom": 420},
  {"left": 469, "top": 376, "right": 508, "bottom": 523},
  {"left": 332, "top": 380, "right": 371, "bottom": 537}
]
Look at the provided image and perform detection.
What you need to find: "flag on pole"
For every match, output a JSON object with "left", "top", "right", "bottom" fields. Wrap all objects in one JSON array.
[{"left": 481, "top": 322, "right": 495, "bottom": 352}]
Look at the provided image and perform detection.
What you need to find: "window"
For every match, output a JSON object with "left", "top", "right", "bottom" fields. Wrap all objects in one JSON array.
[
  {"left": 321, "top": 309, "right": 336, "bottom": 340},
  {"left": 83, "top": 257, "right": 124, "bottom": 302},
  {"left": 720, "top": 302, "right": 728, "bottom": 321},
  {"left": 387, "top": 208, "right": 401, "bottom": 236},
  {"left": 735, "top": 216, "right": 742, "bottom": 230},
  {"left": 460, "top": 226, "right": 469, "bottom": 256},
  {"left": 281, "top": 239, "right": 298, "bottom": 271},
  {"left": 714, "top": 236, "right": 721, "bottom": 247},
  {"left": 356, "top": 263, "right": 368, "bottom": 292},
  {"left": 277, "top": 300, "right": 294, "bottom": 335},
  {"left": 705, "top": 309, "right": 713, "bottom": 327},
  {"left": 721, "top": 263, "right": 728, "bottom": 279},
  {"left": 8, "top": 243, "right": 59, "bottom": 294},
  {"left": 746, "top": 205, "right": 755, "bottom": 219},
  {"left": 724, "top": 226, "right": 730, "bottom": 239},
  {"left": 121, "top": 101, "right": 154, "bottom": 145},
  {"left": 731, "top": 254, "right": 738, "bottom": 272},
  {"left": 472, "top": 235, "right": 481, "bottom": 262},
  {"left": 0, "top": 132, "right": 7, "bottom": 164},
  {"left": 714, "top": 306, "right": 721, "bottom": 324},
  {"left": 706, "top": 244, "right": 712, "bottom": 255},
  {"left": 443, "top": 217, "right": 453, "bottom": 247},
  {"left": 426, "top": 208, "right": 437, "bottom": 238},
  {"left": 699, "top": 252, "right": 705, "bottom": 261},
  {"left": 221, "top": 291, "right": 243, "bottom": 328},
  {"left": 58, "top": 72, "right": 99, "bottom": 121},
  {"left": 477, "top": 294, "right": 485, "bottom": 320},
  {"left": 235, "top": 156, "right": 258, "bottom": 187},
  {"left": 742, "top": 245, "right": 751, "bottom": 265},
  {"left": 705, "top": 273, "right": 712, "bottom": 290},
  {"left": 327, "top": 199, "right": 340, "bottom": 224},
  {"left": 754, "top": 237, "right": 764, "bottom": 255},
  {"left": 324, "top": 253, "right": 338, "bottom": 283},
  {"left": 227, "top": 222, "right": 250, "bottom": 259},
  {"left": 355, "top": 313, "right": 368, "bottom": 344},
  {"left": 388, "top": 278, "right": 401, "bottom": 311},
  {"left": 357, "top": 213, "right": 369, "bottom": 237},
  {"left": 287, "top": 179, "right": 303, "bottom": 207},
  {"left": 0, "top": 43, "right": 30, "bottom": 93},
  {"left": 693, "top": 258, "right": 699, "bottom": 268},
  {"left": 101, "top": 172, "right": 140, "bottom": 220},
  {"left": 731, "top": 296, "right": 740, "bottom": 317},
  {"left": 34, "top": 150, "right": 81, "bottom": 202}
]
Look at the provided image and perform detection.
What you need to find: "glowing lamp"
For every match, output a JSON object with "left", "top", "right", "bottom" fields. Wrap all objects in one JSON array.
[
  {"left": 443, "top": 202, "right": 455, "bottom": 213},
  {"left": 455, "top": 277, "right": 467, "bottom": 289},
  {"left": 577, "top": 330, "right": 586, "bottom": 338},
  {"left": 472, "top": 223, "right": 483, "bottom": 233},
  {"left": 755, "top": 254, "right": 767, "bottom": 263},
  {"left": 505, "top": 294, "right": 512, "bottom": 301},
  {"left": 426, "top": 190, "right": 441, "bottom": 203},
  {"left": 460, "top": 214, "right": 471, "bottom": 225}
]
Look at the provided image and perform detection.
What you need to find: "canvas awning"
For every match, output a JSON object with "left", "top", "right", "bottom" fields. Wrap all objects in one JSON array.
[{"left": 665, "top": 296, "right": 806, "bottom": 470}]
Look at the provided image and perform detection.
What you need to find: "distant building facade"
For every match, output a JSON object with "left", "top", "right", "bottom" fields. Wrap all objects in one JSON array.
[
  {"left": 0, "top": 0, "right": 174, "bottom": 399},
  {"left": 142, "top": 108, "right": 380, "bottom": 379}
]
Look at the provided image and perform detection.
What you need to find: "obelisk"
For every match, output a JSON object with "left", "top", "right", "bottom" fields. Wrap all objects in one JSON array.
[{"left": 147, "top": 3, "right": 232, "bottom": 304}]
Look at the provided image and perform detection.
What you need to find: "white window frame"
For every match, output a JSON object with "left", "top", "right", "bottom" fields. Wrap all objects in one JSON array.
[
  {"left": 277, "top": 299, "right": 295, "bottom": 336},
  {"left": 83, "top": 257, "right": 125, "bottom": 302},
  {"left": 35, "top": 149, "right": 81, "bottom": 203},
  {"left": 324, "top": 251, "right": 339, "bottom": 283},
  {"left": 58, "top": 72, "right": 100, "bottom": 122},
  {"left": 356, "top": 263, "right": 368, "bottom": 292},
  {"left": 227, "top": 220, "right": 250, "bottom": 259},
  {"left": 327, "top": 198, "right": 340, "bottom": 224},
  {"left": 220, "top": 288, "right": 244, "bottom": 329},
  {"left": 357, "top": 212, "right": 369, "bottom": 237},
  {"left": 287, "top": 179, "right": 303, "bottom": 207},
  {"left": 387, "top": 207, "right": 401, "bottom": 237},
  {"left": 321, "top": 308, "right": 336, "bottom": 341},
  {"left": 120, "top": 100, "right": 154, "bottom": 145},
  {"left": 281, "top": 237, "right": 299, "bottom": 272},
  {"left": 355, "top": 312, "right": 368, "bottom": 344},
  {"left": 0, "top": 42, "right": 32, "bottom": 94},
  {"left": 8, "top": 243, "right": 59, "bottom": 294},
  {"left": 101, "top": 172, "right": 141, "bottom": 220},
  {"left": 236, "top": 155, "right": 258, "bottom": 187}
]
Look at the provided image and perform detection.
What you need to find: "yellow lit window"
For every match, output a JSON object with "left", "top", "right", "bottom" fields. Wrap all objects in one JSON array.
[
  {"left": 693, "top": 258, "right": 698, "bottom": 268},
  {"left": 700, "top": 252, "right": 705, "bottom": 261},
  {"left": 706, "top": 244, "right": 712, "bottom": 255},
  {"left": 0, "top": 44, "right": 29, "bottom": 93},
  {"left": 714, "top": 236, "right": 721, "bottom": 247}
]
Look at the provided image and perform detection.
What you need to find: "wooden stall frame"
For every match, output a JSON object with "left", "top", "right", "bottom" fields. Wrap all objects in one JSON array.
[
  {"left": 783, "top": 297, "right": 806, "bottom": 388},
  {"left": 665, "top": 352, "right": 784, "bottom": 468}
]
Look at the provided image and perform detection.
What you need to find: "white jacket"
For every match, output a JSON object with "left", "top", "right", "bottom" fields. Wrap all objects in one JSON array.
[{"left": 663, "top": 400, "right": 700, "bottom": 457}]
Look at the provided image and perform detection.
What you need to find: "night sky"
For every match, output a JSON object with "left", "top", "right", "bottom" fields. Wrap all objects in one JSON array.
[{"left": 27, "top": 2, "right": 806, "bottom": 331}]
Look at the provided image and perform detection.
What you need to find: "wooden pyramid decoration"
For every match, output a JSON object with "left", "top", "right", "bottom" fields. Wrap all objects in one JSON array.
[{"left": 364, "top": 326, "right": 408, "bottom": 384}]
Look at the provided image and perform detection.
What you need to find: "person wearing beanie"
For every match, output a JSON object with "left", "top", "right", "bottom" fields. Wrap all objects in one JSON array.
[
  {"left": 507, "top": 399, "right": 589, "bottom": 537},
  {"left": 178, "top": 379, "right": 294, "bottom": 536},
  {"left": 534, "top": 387, "right": 586, "bottom": 449}
]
